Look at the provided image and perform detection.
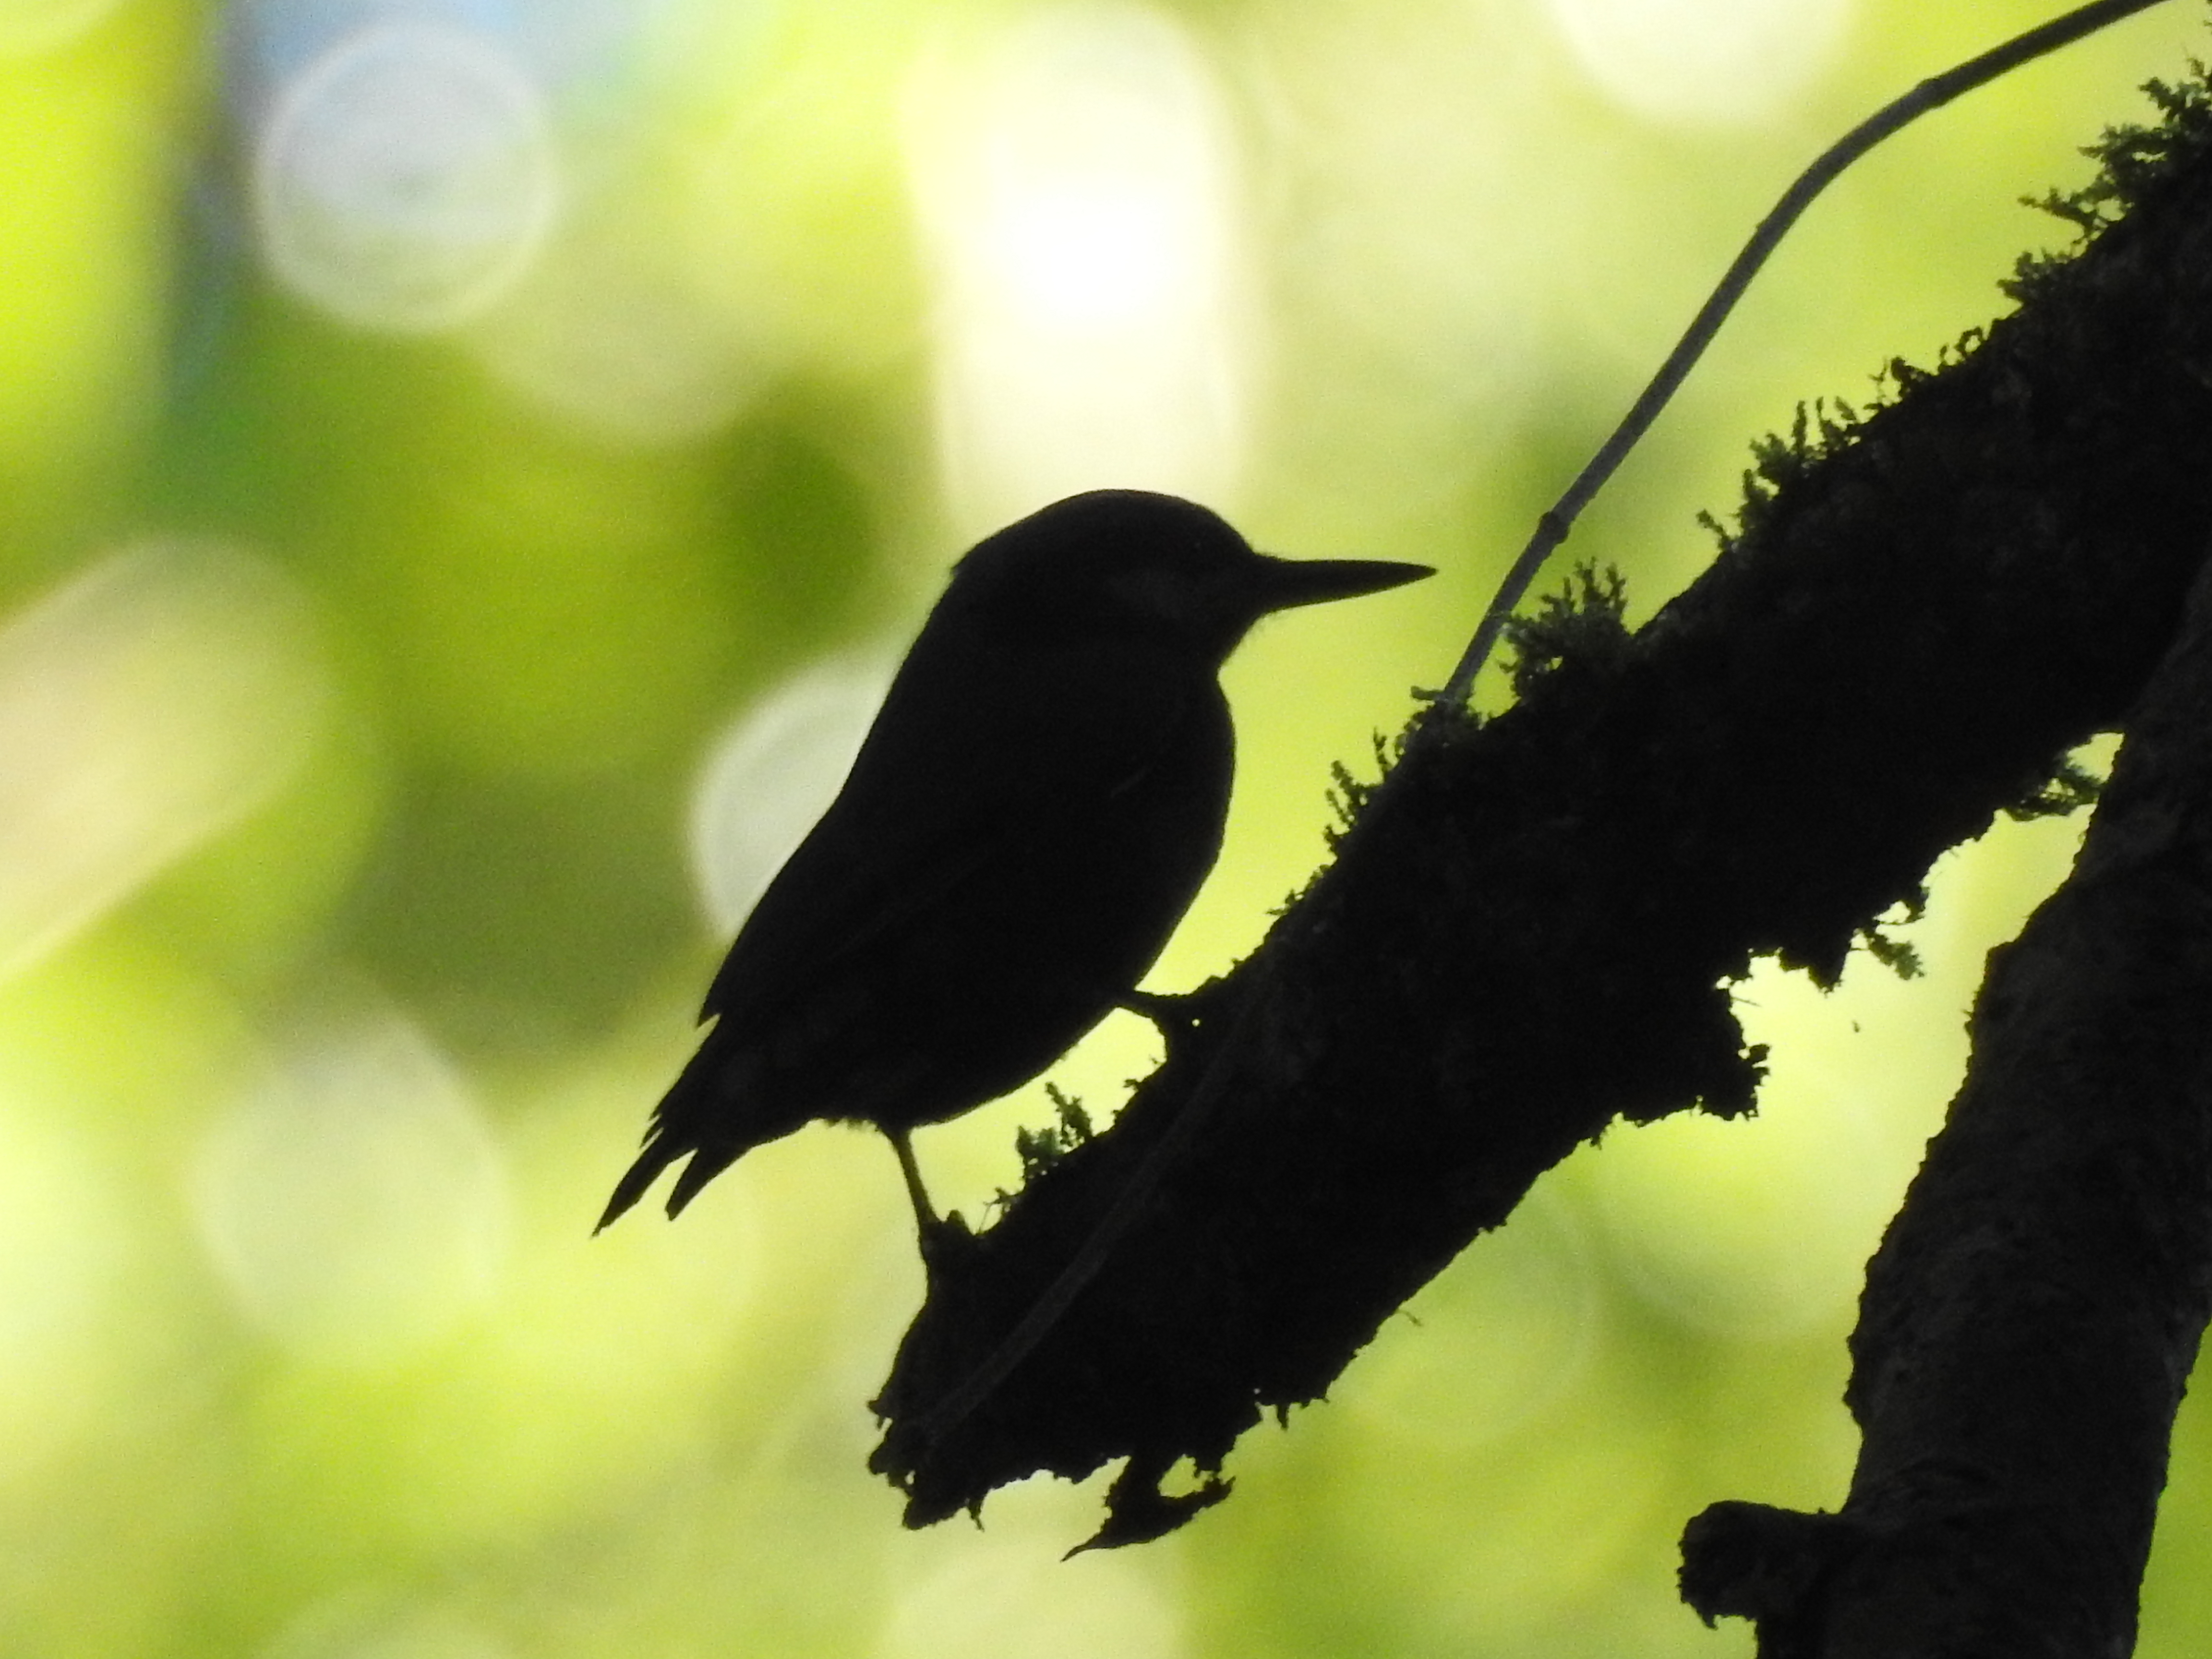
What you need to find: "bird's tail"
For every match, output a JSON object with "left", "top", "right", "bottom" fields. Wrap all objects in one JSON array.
[
  {"left": 595, "top": 1026, "right": 772, "bottom": 1232},
  {"left": 595, "top": 1126, "right": 687, "bottom": 1232}
]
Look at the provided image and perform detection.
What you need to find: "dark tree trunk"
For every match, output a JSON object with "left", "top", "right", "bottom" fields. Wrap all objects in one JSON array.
[{"left": 1681, "top": 542, "right": 2212, "bottom": 1656}]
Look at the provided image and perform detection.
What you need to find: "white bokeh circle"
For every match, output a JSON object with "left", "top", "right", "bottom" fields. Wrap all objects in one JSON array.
[
  {"left": 253, "top": 20, "right": 560, "bottom": 331},
  {"left": 689, "top": 658, "right": 893, "bottom": 938},
  {"left": 190, "top": 1005, "right": 511, "bottom": 1364}
]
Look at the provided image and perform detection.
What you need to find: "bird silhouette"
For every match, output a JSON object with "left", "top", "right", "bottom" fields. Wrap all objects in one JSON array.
[{"left": 598, "top": 489, "right": 1430, "bottom": 1238}]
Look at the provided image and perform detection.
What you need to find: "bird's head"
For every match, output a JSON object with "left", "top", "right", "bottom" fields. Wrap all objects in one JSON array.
[{"left": 950, "top": 490, "right": 1432, "bottom": 666}]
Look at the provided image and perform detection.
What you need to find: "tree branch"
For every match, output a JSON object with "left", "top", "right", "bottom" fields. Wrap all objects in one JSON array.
[
  {"left": 871, "top": 68, "right": 2212, "bottom": 1549},
  {"left": 1681, "top": 530, "right": 2212, "bottom": 1656}
]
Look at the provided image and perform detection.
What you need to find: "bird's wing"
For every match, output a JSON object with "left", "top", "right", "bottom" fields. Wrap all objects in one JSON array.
[
  {"left": 699, "top": 636, "right": 1214, "bottom": 1029},
  {"left": 700, "top": 802, "right": 996, "bottom": 1023}
]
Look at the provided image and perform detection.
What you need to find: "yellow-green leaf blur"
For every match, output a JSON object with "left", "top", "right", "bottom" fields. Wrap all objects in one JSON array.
[{"left": 0, "top": 2, "right": 2207, "bottom": 1656}]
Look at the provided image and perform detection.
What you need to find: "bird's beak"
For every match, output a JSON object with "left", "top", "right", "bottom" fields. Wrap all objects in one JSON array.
[{"left": 1249, "top": 554, "right": 1434, "bottom": 614}]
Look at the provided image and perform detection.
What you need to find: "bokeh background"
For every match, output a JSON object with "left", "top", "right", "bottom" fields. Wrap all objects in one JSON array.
[{"left": 2, "top": 0, "right": 2208, "bottom": 1654}]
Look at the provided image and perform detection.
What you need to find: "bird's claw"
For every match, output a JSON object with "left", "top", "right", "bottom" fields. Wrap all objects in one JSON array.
[
  {"left": 1118, "top": 983, "right": 1228, "bottom": 1061},
  {"left": 1118, "top": 987, "right": 1201, "bottom": 1030},
  {"left": 917, "top": 1208, "right": 978, "bottom": 1275}
]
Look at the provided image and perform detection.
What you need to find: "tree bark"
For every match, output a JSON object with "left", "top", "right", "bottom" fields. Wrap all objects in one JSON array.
[{"left": 1681, "top": 537, "right": 2212, "bottom": 1657}]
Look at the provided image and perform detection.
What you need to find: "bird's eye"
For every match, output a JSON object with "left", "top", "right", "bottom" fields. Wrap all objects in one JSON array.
[{"left": 1105, "top": 566, "right": 1200, "bottom": 627}]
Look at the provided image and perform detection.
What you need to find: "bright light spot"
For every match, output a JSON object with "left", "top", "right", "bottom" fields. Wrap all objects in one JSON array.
[
  {"left": 985, "top": 167, "right": 1182, "bottom": 331},
  {"left": 1547, "top": 0, "right": 1851, "bottom": 127},
  {"left": 0, "top": 540, "right": 326, "bottom": 983},
  {"left": 469, "top": 226, "right": 756, "bottom": 446},
  {"left": 0, "top": 1093, "right": 128, "bottom": 1479},
  {"left": 880, "top": 1537, "right": 1181, "bottom": 1659},
  {"left": 688, "top": 657, "right": 892, "bottom": 937},
  {"left": 1336, "top": 1186, "right": 1599, "bottom": 1450},
  {"left": 189, "top": 1000, "right": 510, "bottom": 1365},
  {"left": 253, "top": 21, "right": 560, "bottom": 332},
  {"left": 0, "top": 0, "right": 121, "bottom": 56},
  {"left": 904, "top": 2, "right": 1253, "bottom": 531}
]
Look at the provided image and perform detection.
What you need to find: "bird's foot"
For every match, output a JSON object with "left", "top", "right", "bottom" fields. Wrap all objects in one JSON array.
[
  {"left": 1118, "top": 987, "right": 1188, "bottom": 1026},
  {"left": 916, "top": 1208, "right": 979, "bottom": 1276},
  {"left": 1118, "top": 982, "right": 1226, "bottom": 1058}
]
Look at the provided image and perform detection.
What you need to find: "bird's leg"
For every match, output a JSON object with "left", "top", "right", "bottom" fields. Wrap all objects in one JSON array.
[
  {"left": 887, "top": 1127, "right": 974, "bottom": 1272},
  {"left": 887, "top": 1126, "right": 938, "bottom": 1232}
]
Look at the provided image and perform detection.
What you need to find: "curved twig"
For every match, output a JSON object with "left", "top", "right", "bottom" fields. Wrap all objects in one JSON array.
[{"left": 1436, "top": 0, "right": 2180, "bottom": 710}]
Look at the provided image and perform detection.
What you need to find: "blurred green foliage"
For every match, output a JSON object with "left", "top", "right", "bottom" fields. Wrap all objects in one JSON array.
[{"left": 1, "top": 2, "right": 2209, "bottom": 1657}]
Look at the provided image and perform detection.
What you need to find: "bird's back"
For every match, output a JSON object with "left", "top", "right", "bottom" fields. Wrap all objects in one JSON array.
[{"left": 610, "top": 615, "right": 1233, "bottom": 1219}]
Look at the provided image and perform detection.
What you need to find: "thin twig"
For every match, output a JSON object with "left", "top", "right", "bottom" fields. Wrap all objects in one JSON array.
[{"left": 1434, "top": 0, "right": 2179, "bottom": 711}]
